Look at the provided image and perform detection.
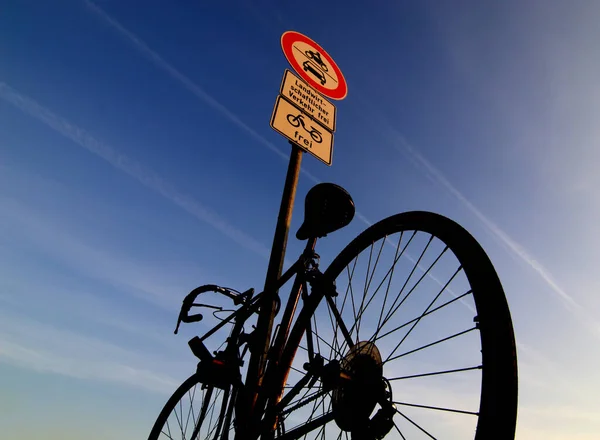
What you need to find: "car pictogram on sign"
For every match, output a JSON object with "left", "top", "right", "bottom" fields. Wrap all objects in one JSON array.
[
  {"left": 305, "top": 50, "right": 328, "bottom": 72},
  {"left": 302, "top": 59, "right": 327, "bottom": 85}
]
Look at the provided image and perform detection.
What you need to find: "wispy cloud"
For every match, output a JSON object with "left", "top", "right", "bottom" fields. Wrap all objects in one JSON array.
[
  {"left": 0, "top": 193, "right": 193, "bottom": 310},
  {"left": 0, "top": 82, "right": 271, "bottom": 259},
  {"left": 84, "top": 0, "right": 320, "bottom": 186},
  {"left": 0, "top": 310, "right": 184, "bottom": 394},
  {"left": 388, "top": 130, "right": 600, "bottom": 338}
]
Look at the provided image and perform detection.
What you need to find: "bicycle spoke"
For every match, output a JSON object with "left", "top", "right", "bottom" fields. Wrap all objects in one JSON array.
[
  {"left": 205, "top": 391, "right": 219, "bottom": 439},
  {"left": 374, "top": 288, "right": 472, "bottom": 343},
  {"left": 356, "top": 240, "right": 378, "bottom": 340},
  {"left": 394, "top": 401, "right": 479, "bottom": 416},
  {"left": 389, "top": 365, "right": 482, "bottom": 380},
  {"left": 205, "top": 402, "right": 221, "bottom": 440},
  {"left": 316, "top": 420, "right": 326, "bottom": 440},
  {"left": 198, "top": 387, "right": 217, "bottom": 434},
  {"left": 300, "top": 386, "right": 326, "bottom": 434},
  {"left": 395, "top": 408, "right": 437, "bottom": 439},
  {"left": 345, "top": 261, "right": 359, "bottom": 335},
  {"left": 325, "top": 295, "right": 353, "bottom": 348},
  {"left": 183, "top": 384, "right": 197, "bottom": 435},
  {"left": 304, "top": 310, "right": 315, "bottom": 362},
  {"left": 166, "top": 420, "right": 173, "bottom": 440},
  {"left": 328, "top": 256, "right": 360, "bottom": 358},
  {"left": 384, "top": 257, "right": 458, "bottom": 361},
  {"left": 290, "top": 364, "right": 306, "bottom": 375},
  {"left": 376, "top": 232, "right": 404, "bottom": 333},
  {"left": 375, "top": 236, "right": 440, "bottom": 342},
  {"left": 385, "top": 326, "right": 478, "bottom": 364},
  {"left": 349, "top": 231, "right": 416, "bottom": 342},
  {"left": 374, "top": 233, "right": 432, "bottom": 341},
  {"left": 314, "top": 400, "right": 328, "bottom": 440},
  {"left": 393, "top": 421, "right": 407, "bottom": 440},
  {"left": 161, "top": 429, "right": 176, "bottom": 440},
  {"left": 349, "top": 236, "right": 410, "bottom": 341},
  {"left": 325, "top": 296, "right": 343, "bottom": 360},
  {"left": 314, "top": 325, "right": 342, "bottom": 359},
  {"left": 312, "top": 314, "right": 321, "bottom": 355},
  {"left": 175, "top": 399, "right": 185, "bottom": 440}
]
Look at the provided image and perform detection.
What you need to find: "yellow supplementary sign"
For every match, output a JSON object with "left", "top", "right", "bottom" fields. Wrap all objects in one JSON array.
[
  {"left": 270, "top": 96, "right": 333, "bottom": 166},
  {"left": 279, "top": 70, "right": 336, "bottom": 132}
]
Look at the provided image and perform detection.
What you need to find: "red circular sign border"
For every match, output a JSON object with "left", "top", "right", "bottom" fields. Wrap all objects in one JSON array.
[{"left": 281, "top": 31, "right": 347, "bottom": 100}]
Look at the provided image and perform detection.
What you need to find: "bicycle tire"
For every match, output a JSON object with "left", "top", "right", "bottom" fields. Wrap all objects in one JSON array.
[
  {"left": 148, "top": 373, "right": 233, "bottom": 440},
  {"left": 274, "top": 211, "right": 518, "bottom": 440}
]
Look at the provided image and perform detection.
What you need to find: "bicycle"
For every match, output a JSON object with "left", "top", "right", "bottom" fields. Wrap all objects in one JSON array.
[
  {"left": 286, "top": 113, "right": 323, "bottom": 143},
  {"left": 148, "top": 182, "right": 518, "bottom": 440}
]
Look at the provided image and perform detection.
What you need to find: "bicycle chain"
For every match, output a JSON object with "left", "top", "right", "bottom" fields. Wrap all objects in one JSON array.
[{"left": 280, "top": 388, "right": 330, "bottom": 416}]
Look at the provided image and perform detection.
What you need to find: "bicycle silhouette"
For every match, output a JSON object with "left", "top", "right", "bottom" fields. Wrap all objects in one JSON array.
[
  {"left": 147, "top": 181, "right": 518, "bottom": 440},
  {"left": 286, "top": 113, "right": 323, "bottom": 143},
  {"left": 145, "top": 29, "right": 517, "bottom": 440}
]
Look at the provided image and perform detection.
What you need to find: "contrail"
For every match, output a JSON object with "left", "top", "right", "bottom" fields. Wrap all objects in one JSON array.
[
  {"left": 389, "top": 131, "right": 600, "bottom": 338},
  {"left": 0, "top": 82, "right": 271, "bottom": 259},
  {"left": 85, "top": 0, "right": 320, "bottom": 185}
]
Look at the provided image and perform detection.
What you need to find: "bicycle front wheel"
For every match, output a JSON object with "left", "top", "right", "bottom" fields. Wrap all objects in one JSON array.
[
  {"left": 148, "top": 374, "right": 234, "bottom": 440},
  {"left": 278, "top": 211, "right": 518, "bottom": 440}
]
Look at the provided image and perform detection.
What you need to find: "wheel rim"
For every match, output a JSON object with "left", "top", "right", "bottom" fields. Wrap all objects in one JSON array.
[{"left": 276, "top": 211, "right": 517, "bottom": 440}]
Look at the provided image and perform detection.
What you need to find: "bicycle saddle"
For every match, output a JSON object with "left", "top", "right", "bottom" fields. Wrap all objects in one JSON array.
[{"left": 296, "top": 183, "right": 355, "bottom": 240}]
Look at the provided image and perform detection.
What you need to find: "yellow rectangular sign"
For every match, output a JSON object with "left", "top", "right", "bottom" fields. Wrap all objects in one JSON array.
[
  {"left": 279, "top": 70, "right": 336, "bottom": 132},
  {"left": 270, "top": 95, "right": 333, "bottom": 166}
]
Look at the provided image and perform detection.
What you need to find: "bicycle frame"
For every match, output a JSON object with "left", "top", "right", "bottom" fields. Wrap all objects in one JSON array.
[
  {"left": 240, "top": 235, "right": 349, "bottom": 440},
  {"left": 233, "top": 236, "right": 319, "bottom": 439},
  {"left": 189, "top": 238, "right": 345, "bottom": 440}
]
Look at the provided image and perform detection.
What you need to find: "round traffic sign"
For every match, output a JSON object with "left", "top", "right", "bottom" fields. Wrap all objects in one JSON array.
[{"left": 281, "top": 31, "right": 347, "bottom": 100}]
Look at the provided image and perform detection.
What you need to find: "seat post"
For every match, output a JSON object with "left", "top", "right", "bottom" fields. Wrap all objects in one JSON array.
[{"left": 304, "top": 236, "right": 318, "bottom": 253}]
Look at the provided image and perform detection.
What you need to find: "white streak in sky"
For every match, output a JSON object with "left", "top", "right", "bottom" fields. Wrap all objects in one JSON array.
[
  {"left": 85, "top": 0, "right": 321, "bottom": 185},
  {"left": 0, "top": 311, "right": 181, "bottom": 394},
  {"left": 0, "top": 82, "right": 271, "bottom": 259},
  {"left": 391, "top": 133, "right": 600, "bottom": 337}
]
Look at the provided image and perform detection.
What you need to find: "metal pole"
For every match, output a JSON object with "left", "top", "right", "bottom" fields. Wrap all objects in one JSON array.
[{"left": 242, "top": 142, "right": 303, "bottom": 438}]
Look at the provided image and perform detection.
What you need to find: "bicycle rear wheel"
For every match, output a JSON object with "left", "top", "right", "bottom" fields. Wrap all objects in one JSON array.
[
  {"left": 148, "top": 374, "right": 235, "bottom": 440},
  {"left": 277, "top": 211, "right": 517, "bottom": 439}
]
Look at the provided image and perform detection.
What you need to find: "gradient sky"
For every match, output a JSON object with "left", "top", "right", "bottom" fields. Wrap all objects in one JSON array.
[{"left": 2, "top": 1, "right": 600, "bottom": 439}]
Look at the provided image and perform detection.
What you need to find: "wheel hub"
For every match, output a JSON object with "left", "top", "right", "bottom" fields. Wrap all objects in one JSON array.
[{"left": 332, "top": 341, "right": 384, "bottom": 431}]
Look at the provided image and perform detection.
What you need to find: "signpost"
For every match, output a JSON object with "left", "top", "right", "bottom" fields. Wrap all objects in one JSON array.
[{"left": 241, "top": 30, "right": 347, "bottom": 440}]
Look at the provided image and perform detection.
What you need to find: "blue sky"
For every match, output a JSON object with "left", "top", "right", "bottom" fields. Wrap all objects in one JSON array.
[{"left": 1, "top": 1, "right": 600, "bottom": 438}]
